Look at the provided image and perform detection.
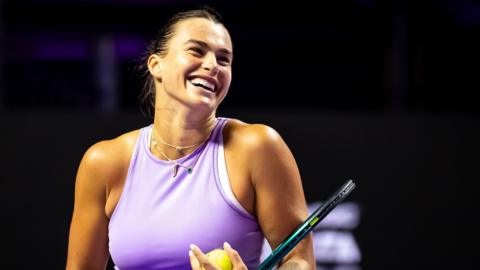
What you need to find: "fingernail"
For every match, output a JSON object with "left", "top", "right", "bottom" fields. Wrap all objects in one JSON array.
[
  {"left": 224, "top": 242, "right": 231, "bottom": 249},
  {"left": 189, "top": 250, "right": 194, "bottom": 257},
  {"left": 191, "top": 244, "right": 202, "bottom": 253}
]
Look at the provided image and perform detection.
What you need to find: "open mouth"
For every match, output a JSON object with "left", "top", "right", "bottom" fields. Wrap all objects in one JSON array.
[{"left": 188, "top": 77, "right": 216, "bottom": 92}]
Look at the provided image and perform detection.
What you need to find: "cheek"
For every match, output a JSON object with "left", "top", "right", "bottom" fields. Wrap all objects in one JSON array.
[
  {"left": 178, "top": 53, "right": 205, "bottom": 68},
  {"left": 222, "top": 70, "right": 232, "bottom": 89},
  {"left": 172, "top": 55, "right": 195, "bottom": 84},
  {"left": 176, "top": 54, "right": 190, "bottom": 66},
  {"left": 177, "top": 55, "right": 203, "bottom": 75},
  {"left": 220, "top": 66, "right": 232, "bottom": 81}
]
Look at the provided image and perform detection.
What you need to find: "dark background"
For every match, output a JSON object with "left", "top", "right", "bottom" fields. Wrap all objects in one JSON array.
[{"left": 1, "top": 0, "right": 479, "bottom": 269}]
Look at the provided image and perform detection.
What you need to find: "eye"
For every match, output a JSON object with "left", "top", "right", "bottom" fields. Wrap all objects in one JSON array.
[
  {"left": 188, "top": 47, "right": 204, "bottom": 56},
  {"left": 218, "top": 56, "right": 231, "bottom": 66}
]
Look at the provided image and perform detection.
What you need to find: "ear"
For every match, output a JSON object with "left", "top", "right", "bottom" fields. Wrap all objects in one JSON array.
[{"left": 147, "top": 54, "right": 163, "bottom": 79}]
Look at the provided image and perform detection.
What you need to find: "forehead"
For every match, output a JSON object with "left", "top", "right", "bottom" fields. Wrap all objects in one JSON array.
[{"left": 170, "top": 18, "right": 232, "bottom": 51}]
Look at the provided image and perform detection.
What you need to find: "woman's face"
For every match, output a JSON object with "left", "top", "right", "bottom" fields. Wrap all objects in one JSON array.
[{"left": 155, "top": 18, "right": 233, "bottom": 112}]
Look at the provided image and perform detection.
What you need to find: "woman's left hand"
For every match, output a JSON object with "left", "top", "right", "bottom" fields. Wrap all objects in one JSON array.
[{"left": 189, "top": 242, "right": 248, "bottom": 270}]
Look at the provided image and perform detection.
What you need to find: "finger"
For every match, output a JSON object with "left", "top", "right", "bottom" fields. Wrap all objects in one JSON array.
[
  {"left": 190, "top": 244, "right": 218, "bottom": 270},
  {"left": 223, "top": 242, "right": 248, "bottom": 269},
  {"left": 189, "top": 250, "right": 202, "bottom": 270}
]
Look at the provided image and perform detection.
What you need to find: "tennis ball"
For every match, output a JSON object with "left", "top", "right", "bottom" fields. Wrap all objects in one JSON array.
[{"left": 206, "top": 249, "right": 233, "bottom": 270}]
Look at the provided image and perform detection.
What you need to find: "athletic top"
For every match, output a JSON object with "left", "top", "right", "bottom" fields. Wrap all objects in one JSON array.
[{"left": 108, "top": 118, "right": 264, "bottom": 269}]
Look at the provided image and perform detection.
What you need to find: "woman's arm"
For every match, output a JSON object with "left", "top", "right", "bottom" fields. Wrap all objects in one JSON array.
[
  {"left": 190, "top": 122, "right": 315, "bottom": 270},
  {"left": 66, "top": 141, "right": 119, "bottom": 270},
  {"left": 247, "top": 124, "right": 315, "bottom": 270}
]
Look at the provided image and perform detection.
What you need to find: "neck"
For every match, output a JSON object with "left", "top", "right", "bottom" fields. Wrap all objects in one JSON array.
[{"left": 151, "top": 107, "right": 216, "bottom": 159}]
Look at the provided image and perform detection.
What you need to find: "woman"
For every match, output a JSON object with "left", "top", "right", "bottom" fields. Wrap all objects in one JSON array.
[{"left": 66, "top": 7, "right": 315, "bottom": 270}]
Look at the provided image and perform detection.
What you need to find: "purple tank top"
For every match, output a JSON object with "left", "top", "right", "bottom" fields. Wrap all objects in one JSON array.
[{"left": 108, "top": 118, "right": 264, "bottom": 269}]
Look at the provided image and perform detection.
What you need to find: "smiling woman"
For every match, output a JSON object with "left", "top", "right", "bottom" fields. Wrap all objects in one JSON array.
[
  {"left": 145, "top": 16, "right": 233, "bottom": 116},
  {"left": 66, "top": 7, "right": 315, "bottom": 270},
  {"left": 137, "top": 9, "right": 232, "bottom": 119}
]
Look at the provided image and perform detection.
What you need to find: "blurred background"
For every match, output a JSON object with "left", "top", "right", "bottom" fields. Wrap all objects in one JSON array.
[{"left": 1, "top": 0, "right": 479, "bottom": 269}]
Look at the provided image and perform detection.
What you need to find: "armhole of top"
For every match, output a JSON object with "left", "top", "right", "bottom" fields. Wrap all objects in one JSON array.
[
  {"left": 217, "top": 120, "right": 256, "bottom": 219},
  {"left": 108, "top": 127, "right": 145, "bottom": 224}
]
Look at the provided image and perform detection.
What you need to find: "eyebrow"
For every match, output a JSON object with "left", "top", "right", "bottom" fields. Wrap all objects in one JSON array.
[{"left": 184, "top": 39, "right": 232, "bottom": 56}]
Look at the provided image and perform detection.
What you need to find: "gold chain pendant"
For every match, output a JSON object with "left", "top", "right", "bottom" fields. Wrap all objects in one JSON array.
[{"left": 172, "top": 164, "right": 179, "bottom": 178}]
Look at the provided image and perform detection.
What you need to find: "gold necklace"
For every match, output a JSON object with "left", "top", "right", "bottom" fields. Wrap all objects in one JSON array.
[
  {"left": 152, "top": 127, "right": 199, "bottom": 153},
  {"left": 151, "top": 127, "right": 211, "bottom": 177},
  {"left": 158, "top": 149, "right": 193, "bottom": 177}
]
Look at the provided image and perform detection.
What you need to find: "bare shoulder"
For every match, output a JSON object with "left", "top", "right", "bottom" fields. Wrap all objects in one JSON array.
[
  {"left": 67, "top": 129, "right": 141, "bottom": 268},
  {"left": 78, "top": 129, "right": 140, "bottom": 189},
  {"left": 223, "top": 118, "right": 284, "bottom": 150},
  {"left": 224, "top": 118, "right": 297, "bottom": 186}
]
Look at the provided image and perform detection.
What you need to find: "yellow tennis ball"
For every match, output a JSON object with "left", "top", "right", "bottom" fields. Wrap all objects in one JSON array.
[{"left": 206, "top": 249, "right": 233, "bottom": 270}]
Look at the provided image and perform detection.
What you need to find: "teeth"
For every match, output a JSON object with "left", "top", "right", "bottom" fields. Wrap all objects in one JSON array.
[{"left": 190, "top": 78, "right": 215, "bottom": 92}]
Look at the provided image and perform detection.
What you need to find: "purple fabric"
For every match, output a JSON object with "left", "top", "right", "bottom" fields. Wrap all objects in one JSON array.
[{"left": 109, "top": 118, "right": 263, "bottom": 269}]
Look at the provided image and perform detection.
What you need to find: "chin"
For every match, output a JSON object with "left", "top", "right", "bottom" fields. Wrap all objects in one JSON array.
[
  {"left": 183, "top": 97, "right": 217, "bottom": 113},
  {"left": 187, "top": 91, "right": 224, "bottom": 110}
]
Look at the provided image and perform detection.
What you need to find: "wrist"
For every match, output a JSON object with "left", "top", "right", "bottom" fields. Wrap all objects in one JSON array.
[{"left": 278, "top": 259, "right": 313, "bottom": 270}]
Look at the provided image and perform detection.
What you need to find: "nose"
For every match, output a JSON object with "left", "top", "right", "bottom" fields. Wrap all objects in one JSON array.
[{"left": 202, "top": 53, "right": 219, "bottom": 76}]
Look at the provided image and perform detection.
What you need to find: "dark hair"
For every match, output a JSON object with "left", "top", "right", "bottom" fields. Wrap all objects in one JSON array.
[{"left": 137, "top": 7, "right": 223, "bottom": 119}]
